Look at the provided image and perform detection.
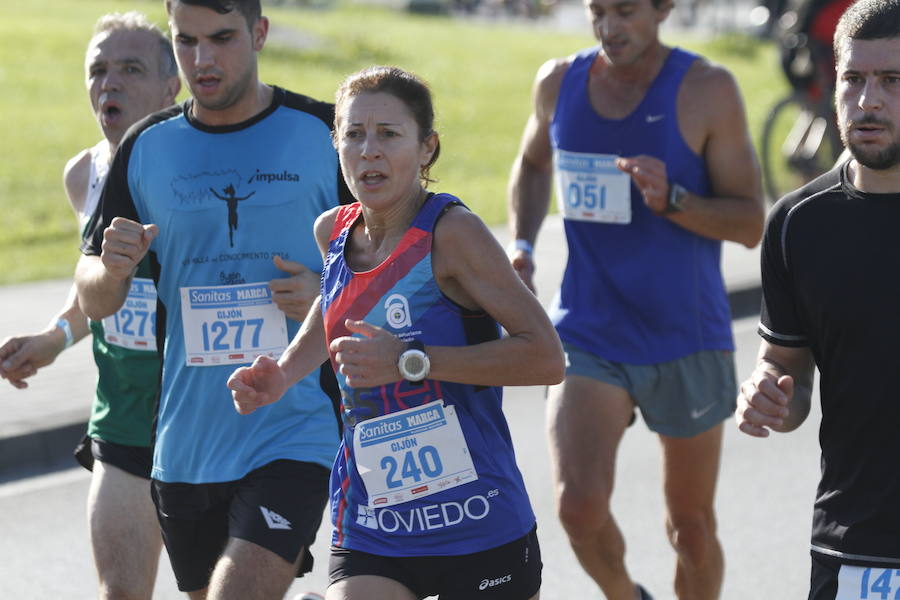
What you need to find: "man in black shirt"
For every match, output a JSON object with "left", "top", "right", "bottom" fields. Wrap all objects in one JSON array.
[{"left": 736, "top": 0, "right": 900, "bottom": 598}]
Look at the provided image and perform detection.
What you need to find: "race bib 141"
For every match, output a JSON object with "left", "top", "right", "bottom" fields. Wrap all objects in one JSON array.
[{"left": 837, "top": 565, "right": 900, "bottom": 600}]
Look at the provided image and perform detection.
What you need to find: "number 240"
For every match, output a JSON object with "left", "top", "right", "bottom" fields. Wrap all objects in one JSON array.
[{"left": 381, "top": 446, "right": 443, "bottom": 489}]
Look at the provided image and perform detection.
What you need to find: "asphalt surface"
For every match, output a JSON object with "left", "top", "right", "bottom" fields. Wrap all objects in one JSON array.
[{"left": 0, "top": 217, "right": 825, "bottom": 600}]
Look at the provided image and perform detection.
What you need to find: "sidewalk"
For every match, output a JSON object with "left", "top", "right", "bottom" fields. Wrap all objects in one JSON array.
[{"left": 0, "top": 215, "right": 761, "bottom": 481}]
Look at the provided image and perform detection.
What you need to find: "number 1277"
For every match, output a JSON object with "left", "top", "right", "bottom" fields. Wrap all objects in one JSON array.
[{"left": 201, "top": 318, "right": 263, "bottom": 351}]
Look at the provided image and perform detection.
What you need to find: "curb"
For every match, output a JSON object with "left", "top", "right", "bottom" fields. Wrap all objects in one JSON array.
[
  {"left": 0, "top": 421, "right": 87, "bottom": 483},
  {"left": 728, "top": 285, "right": 762, "bottom": 321}
]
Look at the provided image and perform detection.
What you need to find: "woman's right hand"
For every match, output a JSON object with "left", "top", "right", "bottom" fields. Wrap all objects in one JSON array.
[{"left": 227, "top": 355, "right": 289, "bottom": 415}]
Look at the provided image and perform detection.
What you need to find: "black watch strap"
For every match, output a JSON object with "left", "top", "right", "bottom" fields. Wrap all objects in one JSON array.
[
  {"left": 664, "top": 183, "right": 687, "bottom": 214},
  {"left": 406, "top": 339, "right": 425, "bottom": 353}
]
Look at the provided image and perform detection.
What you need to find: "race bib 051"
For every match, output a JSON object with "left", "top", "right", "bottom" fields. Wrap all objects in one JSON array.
[{"left": 554, "top": 149, "right": 631, "bottom": 224}]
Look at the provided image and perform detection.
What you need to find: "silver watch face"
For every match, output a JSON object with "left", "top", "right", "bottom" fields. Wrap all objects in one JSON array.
[
  {"left": 670, "top": 184, "right": 686, "bottom": 208},
  {"left": 400, "top": 349, "right": 429, "bottom": 380},
  {"left": 404, "top": 354, "right": 426, "bottom": 375}
]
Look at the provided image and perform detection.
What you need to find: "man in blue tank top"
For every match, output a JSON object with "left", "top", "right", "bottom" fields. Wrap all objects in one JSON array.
[
  {"left": 75, "top": 1, "right": 350, "bottom": 597},
  {"left": 506, "top": 0, "right": 765, "bottom": 598}
]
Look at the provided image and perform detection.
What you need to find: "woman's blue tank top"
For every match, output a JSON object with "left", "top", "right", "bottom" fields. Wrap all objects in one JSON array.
[{"left": 320, "top": 193, "right": 535, "bottom": 555}]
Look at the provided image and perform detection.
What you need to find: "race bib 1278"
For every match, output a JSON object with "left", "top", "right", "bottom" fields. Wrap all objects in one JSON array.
[{"left": 102, "top": 277, "right": 157, "bottom": 351}]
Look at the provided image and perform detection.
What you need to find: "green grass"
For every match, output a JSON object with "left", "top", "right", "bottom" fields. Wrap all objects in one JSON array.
[{"left": 0, "top": 0, "right": 788, "bottom": 285}]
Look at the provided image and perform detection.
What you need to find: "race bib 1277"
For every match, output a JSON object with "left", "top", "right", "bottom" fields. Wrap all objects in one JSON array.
[{"left": 179, "top": 282, "right": 288, "bottom": 367}]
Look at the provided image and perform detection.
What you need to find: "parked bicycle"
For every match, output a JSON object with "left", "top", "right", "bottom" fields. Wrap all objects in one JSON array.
[
  {"left": 760, "top": 82, "right": 842, "bottom": 203},
  {"left": 759, "top": 0, "right": 850, "bottom": 202}
]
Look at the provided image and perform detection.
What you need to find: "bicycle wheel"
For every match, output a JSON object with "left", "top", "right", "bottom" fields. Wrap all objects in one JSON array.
[{"left": 760, "top": 94, "right": 842, "bottom": 203}]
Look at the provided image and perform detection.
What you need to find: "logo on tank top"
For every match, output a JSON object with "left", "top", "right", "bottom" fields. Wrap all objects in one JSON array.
[
  {"left": 385, "top": 294, "right": 412, "bottom": 329},
  {"left": 354, "top": 492, "right": 494, "bottom": 533}
]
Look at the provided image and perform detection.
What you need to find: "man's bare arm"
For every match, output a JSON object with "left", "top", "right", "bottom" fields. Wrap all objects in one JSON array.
[
  {"left": 76, "top": 218, "right": 157, "bottom": 320},
  {"left": 0, "top": 284, "right": 92, "bottom": 388},
  {"left": 507, "top": 58, "right": 569, "bottom": 291},
  {"left": 736, "top": 341, "right": 815, "bottom": 437},
  {"left": 674, "top": 64, "right": 765, "bottom": 247},
  {"left": 618, "top": 64, "right": 765, "bottom": 248},
  {"left": 75, "top": 254, "right": 132, "bottom": 320}
]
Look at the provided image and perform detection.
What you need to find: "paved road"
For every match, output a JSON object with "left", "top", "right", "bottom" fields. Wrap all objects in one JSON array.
[{"left": 0, "top": 218, "right": 824, "bottom": 599}]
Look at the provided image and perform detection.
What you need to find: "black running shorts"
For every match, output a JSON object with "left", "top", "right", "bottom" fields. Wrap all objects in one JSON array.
[
  {"left": 151, "top": 459, "right": 329, "bottom": 592},
  {"left": 329, "top": 525, "right": 541, "bottom": 599},
  {"left": 74, "top": 435, "right": 153, "bottom": 479}
]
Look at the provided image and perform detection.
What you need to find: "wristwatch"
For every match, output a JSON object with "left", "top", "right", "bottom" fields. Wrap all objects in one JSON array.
[
  {"left": 398, "top": 340, "right": 430, "bottom": 382},
  {"left": 664, "top": 183, "right": 688, "bottom": 214}
]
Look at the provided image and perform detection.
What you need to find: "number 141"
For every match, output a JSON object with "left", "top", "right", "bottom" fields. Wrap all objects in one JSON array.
[{"left": 860, "top": 568, "right": 900, "bottom": 599}]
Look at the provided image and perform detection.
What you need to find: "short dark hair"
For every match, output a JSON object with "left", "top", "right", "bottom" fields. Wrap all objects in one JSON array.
[
  {"left": 833, "top": 0, "right": 900, "bottom": 63},
  {"left": 92, "top": 12, "right": 177, "bottom": 79},
  {"left": 165, "top": 0, "right": 261, "bottom": 27},
  {"left": 335, "top": 66, "right": 441, "bottom": 185}
]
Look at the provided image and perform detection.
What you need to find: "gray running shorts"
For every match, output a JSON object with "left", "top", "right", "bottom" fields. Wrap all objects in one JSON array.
[{"left": 562, "top": 343, "right": 737, "bottom": 438}]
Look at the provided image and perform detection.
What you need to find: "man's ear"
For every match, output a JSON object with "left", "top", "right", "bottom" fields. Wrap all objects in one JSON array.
[
  {"left": 164, "top": 75, "right": 182, "bottom": 106},
  {"left": 252, "top": 15, "right": 269, "bottom": 52}
]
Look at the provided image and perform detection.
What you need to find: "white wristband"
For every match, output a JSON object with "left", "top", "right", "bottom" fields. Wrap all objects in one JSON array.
[
  {"left": 506, "top": 239, "right": 534, "bottom": 256},
  {"left": 55, "top": 318, "right": 74, "bottom": 349}
]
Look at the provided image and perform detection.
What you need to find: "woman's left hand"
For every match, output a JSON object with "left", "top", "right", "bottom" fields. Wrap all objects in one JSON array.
[{"left": 329, "top": 320, "right": 405, "bottom": 388}]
